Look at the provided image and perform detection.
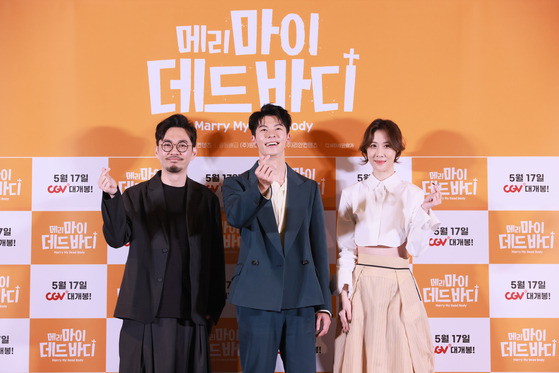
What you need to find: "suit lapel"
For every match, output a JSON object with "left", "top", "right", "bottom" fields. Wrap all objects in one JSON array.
[
  {"left": 185, "top": 177, "right": 194, "bottom": 234},
  {"left": 249, "top": 161, "right": 284, "bottom": 256},
  {"left": 146, "top": 172, "right": 170, "bottom": 248},
  {"left": 283, "top": 166, "right": 306, "bottom": 255},
  {"left": 185, "top": 178, "right": 199, "bottom": 249},
  {"left": 185, "top": 178, "right": 201, "bottom": 289},
  {"left": 259, "top": 203, "right": 284, "bottom": 255}
]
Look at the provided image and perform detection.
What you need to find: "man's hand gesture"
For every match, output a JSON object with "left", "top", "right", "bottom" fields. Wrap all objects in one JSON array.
[
  {"left": 255, "top": 155, "right": 274, "bottom": 195},
  {"left": 98, "top": 168, "right": 118, "bottom": 198}
]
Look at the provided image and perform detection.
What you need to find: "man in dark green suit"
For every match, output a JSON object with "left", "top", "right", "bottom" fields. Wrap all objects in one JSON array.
[{"left": 222, "top": 104, "right": 332, "bottom": 373}]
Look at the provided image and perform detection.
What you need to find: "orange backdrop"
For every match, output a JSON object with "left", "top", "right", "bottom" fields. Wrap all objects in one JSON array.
[
  {"left": 1, "top": 1, "right": 558, "bottom": 373},
  {"left": 1, "top": 0, "right": 559, "bottom": 157}
]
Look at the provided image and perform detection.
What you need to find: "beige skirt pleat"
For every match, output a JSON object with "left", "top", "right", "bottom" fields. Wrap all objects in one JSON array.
[{"left": 334, "top": 254, "right": 434, "bottom": 373}]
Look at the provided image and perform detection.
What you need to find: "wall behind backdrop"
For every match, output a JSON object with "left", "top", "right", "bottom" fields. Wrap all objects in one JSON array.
[{"left": 1, "top": 1, "right": 558, "bottom": 372}]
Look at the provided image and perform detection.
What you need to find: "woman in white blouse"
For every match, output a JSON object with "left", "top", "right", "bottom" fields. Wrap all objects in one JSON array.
[{"left": 334, "top": 119, "right": 442, "bottom": 373}]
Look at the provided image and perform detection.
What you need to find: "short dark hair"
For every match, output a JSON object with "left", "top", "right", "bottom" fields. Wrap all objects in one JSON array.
[
  {"left": 359, "top": 119, "right": 405, "bottom": 163},
  {"left": 155, "top": 114, "right": 197, "bottom": 147},
  {"left": 248, "top": 104, "right": 292, "bottom": 135}
]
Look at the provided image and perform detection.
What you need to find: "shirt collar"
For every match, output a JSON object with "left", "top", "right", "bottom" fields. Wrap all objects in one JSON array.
[
  {"left": 365, "top": 172, "right": 401, "bottom": 192},
  {"left": 271, "top": 167, "right": 288, "bottom": 191}
]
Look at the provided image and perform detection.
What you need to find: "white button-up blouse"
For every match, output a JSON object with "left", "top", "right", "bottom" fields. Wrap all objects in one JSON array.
[{"left": 337, "top": 172, "right": 440, "bottom": 296}]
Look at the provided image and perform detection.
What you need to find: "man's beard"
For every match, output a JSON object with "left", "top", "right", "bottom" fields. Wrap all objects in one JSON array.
[{"left": 166, "top": 165, "right": 181, "bottom": 173}]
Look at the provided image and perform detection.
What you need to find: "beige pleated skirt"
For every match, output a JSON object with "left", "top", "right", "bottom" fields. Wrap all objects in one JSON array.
[{"left": 334, "top": 253, "right": 434, "bottom": 373}]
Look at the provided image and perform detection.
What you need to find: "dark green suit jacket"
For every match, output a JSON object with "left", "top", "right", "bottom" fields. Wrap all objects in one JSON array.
[{"left": 222, "top": 162, "right": 332, "bottom": 314}]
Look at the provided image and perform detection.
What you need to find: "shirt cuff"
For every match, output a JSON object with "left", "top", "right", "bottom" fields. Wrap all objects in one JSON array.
[
  {"left": 261, "top": 187, "right": 271, "bottom": 200},
  {"left": 423, "top": 208, "right": 441, "bottom": 231},
  {"left": 337, "top": 265, "right": 354, "bottom": 297}
]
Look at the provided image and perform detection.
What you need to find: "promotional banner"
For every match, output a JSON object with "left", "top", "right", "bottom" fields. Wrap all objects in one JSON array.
[{"left": 1, "top": 1, "right": 558, "bottom": 372}]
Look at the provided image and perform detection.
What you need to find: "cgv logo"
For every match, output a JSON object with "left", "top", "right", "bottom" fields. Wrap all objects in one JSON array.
[
  {"left": 503, "top": 184, "right": 524, "bottom": 193},
  {"left": 505, "top": 291, "right": 526, "bottom": 300},
  {"left": 429, "top": 237, "right": 449, "bottom": 246},
  {"left": 206, "top": 184, "right": 221, "bottom": 193},
  {"left": 47, "top": 184, "right": 69, "bottom": 193},
  {"left": 46, "top": 291, "right": 68, "bottom": 301},
  {"left": 434, "top": 345, "right": 450, "bottom": 354}
]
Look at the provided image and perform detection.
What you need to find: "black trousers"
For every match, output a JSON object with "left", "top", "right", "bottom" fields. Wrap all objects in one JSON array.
[{"left": 119, "top": 318, "right": 211, "bottom": 373}]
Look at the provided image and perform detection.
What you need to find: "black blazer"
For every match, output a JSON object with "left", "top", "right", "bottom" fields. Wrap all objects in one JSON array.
[
  {"left": 222, "top": 162, "right": 332, "bottom": 314},
  {"left": 101, "top": 171, "right": 226, "bottom": 325}
]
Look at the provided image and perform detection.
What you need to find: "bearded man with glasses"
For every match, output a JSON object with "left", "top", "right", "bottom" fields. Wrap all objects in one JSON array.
[{"left": 98, "top": 114, "right": 226, "bottom": 373}]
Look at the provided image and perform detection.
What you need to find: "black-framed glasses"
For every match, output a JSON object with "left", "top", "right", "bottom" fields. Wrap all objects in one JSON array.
[{"left": 160, "top": 141, "right": 191, "bottom": 153}]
